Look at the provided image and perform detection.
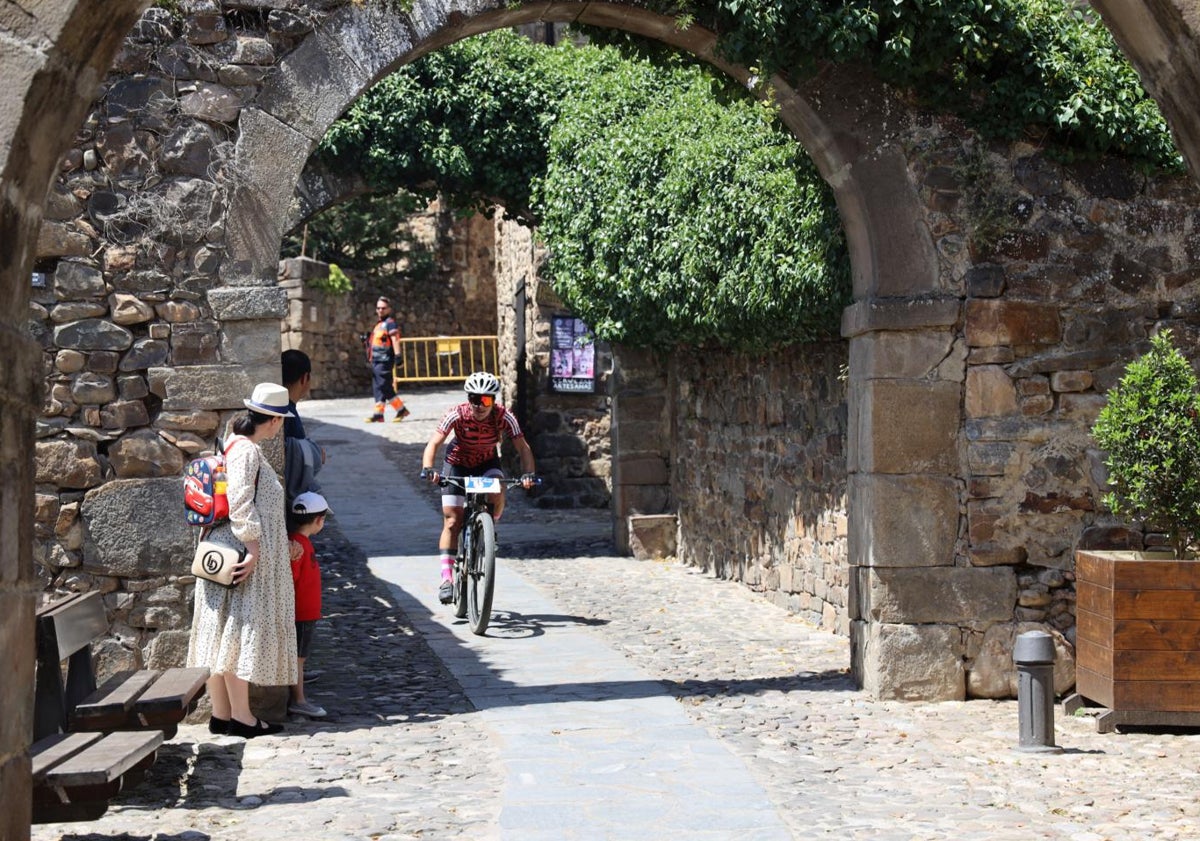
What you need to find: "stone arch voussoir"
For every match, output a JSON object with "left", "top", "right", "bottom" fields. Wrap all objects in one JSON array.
[{"left": 1089, "top": 0, "right": 1200, "bottom": 185}]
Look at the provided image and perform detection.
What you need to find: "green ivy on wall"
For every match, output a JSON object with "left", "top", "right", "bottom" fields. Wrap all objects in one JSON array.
[
  {"left": 534, "top": 53, "right": 849, "bottom": 350},
  {"left": 642, "top": 0, "right": 1181, "bottom": 169}
]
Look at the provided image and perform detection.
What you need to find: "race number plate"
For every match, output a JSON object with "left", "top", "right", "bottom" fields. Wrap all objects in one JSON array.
[{"left": 463, "top": 476, "right": 502, "bottom": 494}]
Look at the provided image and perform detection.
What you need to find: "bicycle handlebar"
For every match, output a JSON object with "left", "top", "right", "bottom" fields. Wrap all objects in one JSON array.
[{"left": 420, "top": 469, "right": 542, "bottom": 490}]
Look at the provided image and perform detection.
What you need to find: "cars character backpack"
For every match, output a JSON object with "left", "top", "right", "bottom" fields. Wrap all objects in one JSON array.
[{"left": 183, "top": 438, "right": 248, "bottom": 527}]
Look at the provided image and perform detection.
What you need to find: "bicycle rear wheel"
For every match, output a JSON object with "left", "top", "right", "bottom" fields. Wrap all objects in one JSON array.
[{"left": 466, "top": 512, "right": 496, "bottom": 635}]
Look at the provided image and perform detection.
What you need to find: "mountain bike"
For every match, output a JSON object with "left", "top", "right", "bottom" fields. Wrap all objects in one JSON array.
[{"left": 421, "top": 472, "right": 538, "bottom": 635}]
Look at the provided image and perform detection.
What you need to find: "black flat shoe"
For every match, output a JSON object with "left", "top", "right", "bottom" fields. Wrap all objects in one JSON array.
[
  {"left": 227, "top": 717, "right": 284, "bottom": 739},
  {"left": 208, "top": 716, "right": 229, "bottom": 735}
]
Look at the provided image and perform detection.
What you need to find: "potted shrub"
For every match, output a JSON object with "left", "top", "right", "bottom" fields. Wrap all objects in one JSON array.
[{"left": 1072, "top": 329, "right": 1200, "bottom": 727}]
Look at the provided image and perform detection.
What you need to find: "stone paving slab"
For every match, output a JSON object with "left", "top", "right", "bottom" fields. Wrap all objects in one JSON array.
[
  {"left": 30, "top": 390, "right": 1200, "bottom": 840},
  {"left": 372, "top": 550, "right": 792, "bottom": 841}
]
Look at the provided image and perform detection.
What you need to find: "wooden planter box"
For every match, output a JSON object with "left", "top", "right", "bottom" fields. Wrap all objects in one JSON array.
[{"left": 1075, "top": 549, "right": 1200, "bottom": 715}]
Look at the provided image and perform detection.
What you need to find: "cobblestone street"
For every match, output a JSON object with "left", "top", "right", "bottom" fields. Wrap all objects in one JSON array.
[{"left": 31, "top": 393, "right": 1200, "bottom": 841}]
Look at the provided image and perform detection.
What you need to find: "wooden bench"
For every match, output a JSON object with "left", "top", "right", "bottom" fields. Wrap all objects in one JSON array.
[
  {"left": 31, "top": 591, "right": 209, "bottom": 823},
  {"left": 32, "top": 730, "right": 163, "bottom": 823}
]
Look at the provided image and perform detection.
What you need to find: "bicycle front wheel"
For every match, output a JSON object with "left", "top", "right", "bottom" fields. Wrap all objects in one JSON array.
[
  {"left": 466, "top": 512, "right": 496, "bottom": 635},
  {"left": 453, "top": 552, "right": 469, "bottom": 619}
]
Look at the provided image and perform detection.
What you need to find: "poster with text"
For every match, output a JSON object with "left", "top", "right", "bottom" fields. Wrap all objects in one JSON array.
[{"left": 550, "top": 315, "right": 596, "bottom": 393}]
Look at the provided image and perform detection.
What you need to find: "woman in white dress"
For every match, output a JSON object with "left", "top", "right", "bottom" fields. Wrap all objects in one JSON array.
[{"left": 188, "top": 383, "right": 299, "bottom": 738}]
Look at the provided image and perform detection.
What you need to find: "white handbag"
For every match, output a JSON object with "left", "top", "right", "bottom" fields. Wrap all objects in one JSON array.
[{"left": 191, "top": 540, "right": 244, "bottom": 587}]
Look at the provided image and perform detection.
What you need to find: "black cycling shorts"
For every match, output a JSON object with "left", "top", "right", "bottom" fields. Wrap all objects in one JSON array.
[{"left": 440, "top": 456, "right": 503, "bottom": 506}]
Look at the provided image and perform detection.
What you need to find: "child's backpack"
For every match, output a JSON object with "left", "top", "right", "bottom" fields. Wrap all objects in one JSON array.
[{"left": 183, "top": 438, "right": 248, "bottom": 527}]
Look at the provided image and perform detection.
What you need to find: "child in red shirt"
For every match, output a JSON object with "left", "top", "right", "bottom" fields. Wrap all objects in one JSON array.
[{"left": 288, "top": 491, "right": 329, "bottom": 718}]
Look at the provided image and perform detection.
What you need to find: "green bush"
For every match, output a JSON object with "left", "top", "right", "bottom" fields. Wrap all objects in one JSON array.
[{"left": 1092, "top": 330, "right": 1200, "bottom": 558}]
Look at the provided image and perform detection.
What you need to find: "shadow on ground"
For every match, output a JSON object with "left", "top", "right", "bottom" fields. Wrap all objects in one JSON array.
[{"left": 75, "top": 398, "right": 848, "bottom": 825}]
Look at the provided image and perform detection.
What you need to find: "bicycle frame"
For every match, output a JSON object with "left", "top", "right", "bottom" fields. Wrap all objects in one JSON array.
[{"left": 438, "top": 475, "right": 517, "bottom": 635}]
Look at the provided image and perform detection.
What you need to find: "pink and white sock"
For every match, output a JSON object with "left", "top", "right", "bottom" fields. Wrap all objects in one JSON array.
[{"left": 439, "top": 554, "right": 454, "bottom": 581}]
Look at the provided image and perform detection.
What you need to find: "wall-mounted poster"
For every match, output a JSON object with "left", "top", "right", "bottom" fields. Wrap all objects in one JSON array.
[{"left": 549, "top": 315, "right": 596, "bottom": 393}]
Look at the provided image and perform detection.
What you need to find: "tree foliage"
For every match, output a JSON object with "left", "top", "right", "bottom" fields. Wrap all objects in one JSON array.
[
  {"left": 280, "top": 190, "right": 431, "bottom": 276},
  {"left": 321, "top": 34, "right": 570, "bottom": 221},
  {"left": 320, "top": 31, "right": 849, "bottom": 350}
]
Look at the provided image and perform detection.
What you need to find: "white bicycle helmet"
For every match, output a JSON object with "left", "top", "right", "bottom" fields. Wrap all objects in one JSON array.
[{"left": 464, "top": 371, "right": 501, "bottom": 396}]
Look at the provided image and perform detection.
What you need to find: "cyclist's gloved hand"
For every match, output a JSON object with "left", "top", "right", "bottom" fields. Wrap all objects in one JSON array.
[
  {"left": 421, "top": 467, "right": 440, "bottom": 484},
  {"left": 520, "top": 472, "right": 538, "bottom": 489}
]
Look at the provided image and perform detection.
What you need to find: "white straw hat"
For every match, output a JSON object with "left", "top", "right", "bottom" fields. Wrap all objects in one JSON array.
[{"left": 243, "top": 382, "right": 295, "bottom": 417}]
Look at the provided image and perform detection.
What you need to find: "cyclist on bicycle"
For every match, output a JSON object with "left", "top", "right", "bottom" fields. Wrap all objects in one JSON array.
[{"left": 421, "top": 371, "right": 537, "bottom": 604}]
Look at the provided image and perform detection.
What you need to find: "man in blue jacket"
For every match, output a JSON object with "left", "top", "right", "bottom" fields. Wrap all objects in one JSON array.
[{"left": 281, "top": 349, "right": 325, "bottom": 515}]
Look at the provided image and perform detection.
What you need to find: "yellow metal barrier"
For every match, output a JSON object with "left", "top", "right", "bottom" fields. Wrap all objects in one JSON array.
[{"left": 393, "top": 335, "right": 498, "bottom": 385}]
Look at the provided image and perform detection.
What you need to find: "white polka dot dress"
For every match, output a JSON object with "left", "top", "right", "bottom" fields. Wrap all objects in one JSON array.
[{"left": 187, "top": 435, "right": 298, "bottom": 686}]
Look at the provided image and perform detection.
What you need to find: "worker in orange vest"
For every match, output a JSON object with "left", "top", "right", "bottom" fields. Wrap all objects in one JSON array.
[{"left": 364, "top": 296, "right": 410, "bottom": 423}]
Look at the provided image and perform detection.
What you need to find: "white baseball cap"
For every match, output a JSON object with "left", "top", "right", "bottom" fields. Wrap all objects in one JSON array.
[{"left": 291, "top": 491, "right": 331, "bottom": 515}]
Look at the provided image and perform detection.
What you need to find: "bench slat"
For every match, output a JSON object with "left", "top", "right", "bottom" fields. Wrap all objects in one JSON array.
[
  {"left": 41, "top": 730, "right": 163, "bottom": 788},
  {"left": 31, "top": 732, "right": 105, "bottom": 781},
  {"left": 39, "top": 592, "right": 107, "bottom": 662},
  {"left": 70, "top": 667, "right": 208, "bottom": 732},
  {"left": 33, "top": 779, "right": 122, "bottom": 807},
  {"left": 69, "top": 670, "right": 159, "bottom": 731},
  {"left": 133, "top": 667, "right": 209, "bottom": 715}
]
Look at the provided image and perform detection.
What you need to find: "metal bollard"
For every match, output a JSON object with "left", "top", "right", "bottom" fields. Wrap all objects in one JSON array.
[{"left": 1014, "top": 630, "right": 1065, "bottom": 754}]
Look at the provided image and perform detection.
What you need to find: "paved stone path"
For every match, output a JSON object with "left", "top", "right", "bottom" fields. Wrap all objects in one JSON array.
[{"left": 31, "top": 388, "right": 1200, "bottom": 840}]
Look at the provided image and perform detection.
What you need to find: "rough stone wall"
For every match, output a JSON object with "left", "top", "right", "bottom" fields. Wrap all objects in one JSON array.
[
  {"left": 609, "top": 345, "right": 674, "bottom": 552},
  {"left": 493, "top": 215, "right": 613, "bottom": 508},
  {"left": 279, "top": 201, "right": 498, "bottom": 399},
  {"left": 438, "top": 205, "right": 503, "bottom": 337},
  {"left": 670, "top": 344, "right": 850, "bottom": 634},
  {"left": 895, "top": 124, "right": 1200, "bottom": 698},
  {"left": 27, "top": 4, "right": 302, "bottom": 676},
  {"left": 279, "top": 257, "right": 366, "bottom": 398}
]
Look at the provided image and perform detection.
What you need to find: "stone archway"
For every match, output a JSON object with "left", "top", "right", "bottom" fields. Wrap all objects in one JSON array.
[
  {"left": 223, "top": 2, "right": 950, "bottom": 698},
  {"left": 2, "top": 4, "right": 941, "bottom": 828},
  {"left": 16, "top": 0, "right": 1200, "bottom": 831},
  {"left": 5, "top": 0, "right": 946, "bottom": 729}
]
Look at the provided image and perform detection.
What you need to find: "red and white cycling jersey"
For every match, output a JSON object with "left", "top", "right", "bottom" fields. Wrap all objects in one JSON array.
[{"left": 437, "top": 403, "right": 525, "bottom": 467}]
